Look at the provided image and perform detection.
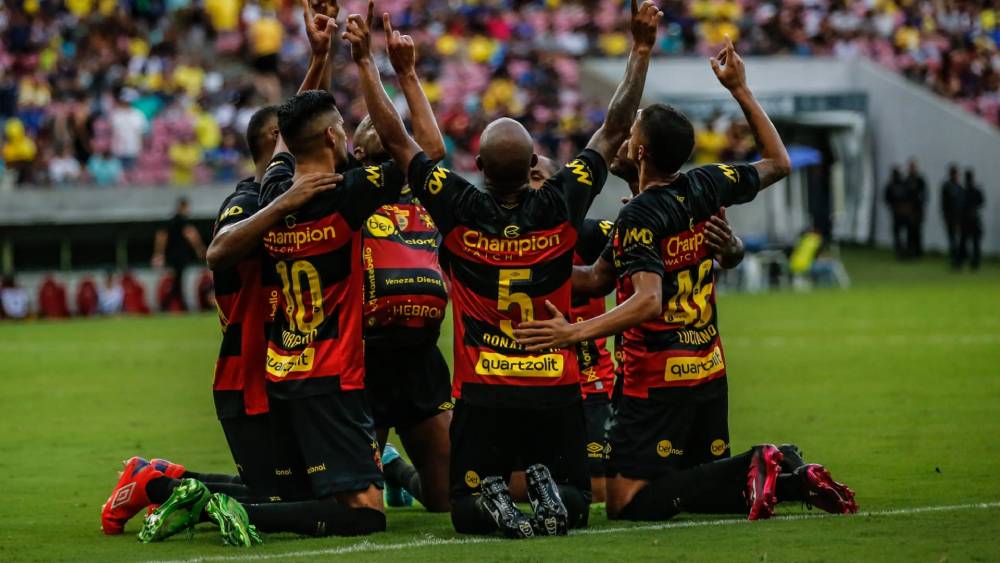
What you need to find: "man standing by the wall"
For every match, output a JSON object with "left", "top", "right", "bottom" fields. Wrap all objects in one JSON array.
[
  {"left": 152, "top": 197, "right": 205, "bottom": 311},
  {"left": 959, "top": 169, "right": 984, "bottom": 271},
  {"left": 903, "top": 159, "right": 927, "bottom": 259},
  {"left": 940, "top": 164, "right": 964, "bottom": 268}
]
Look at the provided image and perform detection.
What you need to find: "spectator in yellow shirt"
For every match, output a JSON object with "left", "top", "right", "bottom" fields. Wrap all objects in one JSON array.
[{"left": 168, "top": 132, "right": 203, "bottom": 186}]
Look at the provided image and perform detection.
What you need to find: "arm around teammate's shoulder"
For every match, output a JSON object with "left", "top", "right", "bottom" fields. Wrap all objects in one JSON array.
[{"left": 710, "top": 37, "right": 791, "bottom": 189}]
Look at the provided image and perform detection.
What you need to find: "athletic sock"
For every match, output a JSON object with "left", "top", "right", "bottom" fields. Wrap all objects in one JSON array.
[
  {"left": 450, "top": 495, "right": 499, "bottom": 534},
  {"left": 557, "top": 485, "right": 591, "bottom": 529},
  {"left": 182, "top": 471, "right": 242, "bottom": 485},
  {"left": 620, "top": 450, "right": 754, "bottom": 521},
  {"left": 145, "top": 476, "right": 258, "bottom": 505},
  {"left": 383, "top": 457, "right": 423, "bottom": 503},
  {"left": 776, "top": 473, "right": 804, "bottom": 502},
  {"left": 244, "top": 500, "right": 386, "bottom": 536}
]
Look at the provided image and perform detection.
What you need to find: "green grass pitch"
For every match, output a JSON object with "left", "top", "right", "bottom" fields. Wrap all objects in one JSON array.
[{"left": 2, "top": 248, "right": 999, "bottom": 562}]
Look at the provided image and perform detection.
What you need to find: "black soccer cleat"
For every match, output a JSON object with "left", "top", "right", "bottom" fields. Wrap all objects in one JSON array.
[
  {"left": 477, "top": 476, "right": 535, "bottom": 539},
  {"left": 525, "top": 464, "right": 568, "bottom": 536},
  {"left": 778, "top": 444, "right": 807, "bottom": 472}
]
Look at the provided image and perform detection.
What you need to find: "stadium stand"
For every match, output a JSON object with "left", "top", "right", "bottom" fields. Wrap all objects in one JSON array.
[{"left": 0, "top": 0, "right": 997, "bottom": 188}]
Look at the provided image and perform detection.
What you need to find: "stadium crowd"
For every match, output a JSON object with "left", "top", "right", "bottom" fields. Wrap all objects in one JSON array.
[{"left": 0, "top": 0, "right": 998, "bottom": 187}]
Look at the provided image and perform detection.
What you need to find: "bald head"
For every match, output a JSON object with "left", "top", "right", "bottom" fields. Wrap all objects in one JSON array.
[
  {"left": 528, "top": 155, "right": 559, "bottom": 190},
  {"left": 476, "top": 118, "right": 536, "bottom": 191},
  {"left": 352, "top": 115, "right": 388, "bottom": 166}
]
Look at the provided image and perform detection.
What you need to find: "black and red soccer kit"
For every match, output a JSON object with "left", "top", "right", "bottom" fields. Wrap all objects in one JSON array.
[
  {"left": 572, "top": 219, "right": 617, "bottom": 477},
  {"left": 407, "top": 150, "right": 608, "bottom": 528},
  {"left": 258, "top": 153, "right": 405, "bottom": 497},
  {"left": 211, "top": 178, "right": 290, "bottom": 500},
  {"left": 361, "top": 187, "right": 452, "bottom": 431},
  {"left": 604, "top": 163, "right": 760, "bottom": 480}
]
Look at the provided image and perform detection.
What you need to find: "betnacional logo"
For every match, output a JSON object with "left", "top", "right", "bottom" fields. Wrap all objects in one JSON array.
[
  {"left": 475, "top": 351, "right": 564, "bottom": 378},
  {"left": 366, "top": 214, "right": 396, "bottom": 238},
  {"left": 664, "top": 345, "right": 726, "bottom": 382},
  {"left": 465, "top": 470, "right": 480, "bottom": 488},
  {"left": 655, "top": 439, "right": 684, "bottom": 458},
  {"left": 461, "top": 229, "right": 561, "bottom": 257},
  {"left": 711, "top": 439, "right": 728, "bottom": 456},
  {"left": 266, "top": 347, "right": 316, "bottom": 378}
]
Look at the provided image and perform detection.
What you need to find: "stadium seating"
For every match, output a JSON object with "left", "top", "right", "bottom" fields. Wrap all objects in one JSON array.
[{"left": 0, "top": 0, "right": 995, "bottom": 187}]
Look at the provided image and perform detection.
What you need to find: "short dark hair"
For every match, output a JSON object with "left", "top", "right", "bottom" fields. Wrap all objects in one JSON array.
[
  {"left": 638, "top": 104, "right": 695, "bottom": 174},
  {"left": 276, "top": 91, "right": 341, "bottom": 156},
  {"left": 246, "top": 105, "right": 278, "bottom": 162}
]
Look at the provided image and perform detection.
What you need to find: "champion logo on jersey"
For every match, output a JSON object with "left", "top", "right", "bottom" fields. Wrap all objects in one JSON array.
[{"left": 503, "top": 225, "right": 520, "bottom": 238}]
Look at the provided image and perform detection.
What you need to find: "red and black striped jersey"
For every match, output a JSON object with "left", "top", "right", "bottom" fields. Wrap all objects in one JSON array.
[
  {"left": 361, "top": 187, "right": 448, "bottom": 341},
  {"left": 211, "top": 178, "right": 278, "bottom": 417},
  {"left": 408, "top": 150, "right": 608, "bottom": 407},
  {"left": 604, "top": 163, "right": 759, "bottom": 399},
  {"left": 259, "top": 153, "right": 405, "bottom": 398},
  {"left": 573, "top": 218, "right": 616, "bottom": 398}
]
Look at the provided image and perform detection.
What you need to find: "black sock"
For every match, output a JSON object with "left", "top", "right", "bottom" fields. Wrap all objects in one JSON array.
[
  {"left": 384, "top": 458, "right": 423, "bottom": 503},
  {"left": 620, "top": 450, "right": 754, "bottom": 521},
  {"left": 146, "top": 476, "right": 178, "bottom": 505},
  {"left": 244, "top": 500, "right": 385, "bottom": 536},
  {"left": 450, "top": 496, "right": 498, "bottom": 535},
  {"left": 557, "top": 485, "right": 591, "bottom": 529},
  {"left": 776, "top": 473, "right": 804, "bottom": 502},
  {"left": 182, "top": 471, "right": 242, "bottom": 485}
]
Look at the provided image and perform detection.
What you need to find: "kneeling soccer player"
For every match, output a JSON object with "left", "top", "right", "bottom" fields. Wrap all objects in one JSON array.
[
  {"left": 345, "top": 0, "right": 661, "bottom": 537},
  {"left": 515, "top": 39, "right": 857, "bottom": 522}
]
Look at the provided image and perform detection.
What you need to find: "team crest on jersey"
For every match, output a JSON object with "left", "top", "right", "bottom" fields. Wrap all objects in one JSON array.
[
  {"left": 503, "top": 225, "right": 520, "bottom": 239},
  {"left": 394, "top": 209, "right": 409, "bottom": 231}
]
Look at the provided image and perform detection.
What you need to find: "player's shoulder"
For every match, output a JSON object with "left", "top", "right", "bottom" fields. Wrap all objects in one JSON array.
[
  {"left": 581, "top": 217, "right": 615, "bottom": 239},
  {"left": 687, "top": 162, "right": 755, "bottom": 187}
]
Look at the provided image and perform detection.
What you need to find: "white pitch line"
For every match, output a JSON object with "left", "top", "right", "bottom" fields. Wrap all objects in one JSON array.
[{"left": 152, "top": 501, "right": 1000, "bottom": 563}]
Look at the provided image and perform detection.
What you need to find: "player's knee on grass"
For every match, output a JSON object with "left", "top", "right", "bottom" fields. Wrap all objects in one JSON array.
[
  {"left": 450, "top": 495, "right": 498, "bottom": 535},
  {"left": 558, "top": 484, "right": 591, "bottom": 529}
]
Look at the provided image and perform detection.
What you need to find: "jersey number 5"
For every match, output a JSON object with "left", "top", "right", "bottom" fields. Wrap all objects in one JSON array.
[
  {"left": 498, "top": 268, "right": 533, "bottom": 339},
  {"left": 664, "top": 259, "right": 713, "bottom": 328},
  {"left": 276, "top": 260, "right": 325, "bottom": 334}
]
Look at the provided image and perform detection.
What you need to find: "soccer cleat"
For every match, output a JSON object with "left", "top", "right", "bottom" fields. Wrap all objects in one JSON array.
[
  {"left": 746, "top": 445, "right": 783, "bottom": 521},
  {"left": 778, "top": 444, "right": 807, "bottom": 472},
  {"left": 477, "top": 476, "right": 535, "bottom": 539},
  {"left": 204, "top": 493, "right": 263, "bottom": 547},
  {"left": 101, "top": 457, "right": 163, "bottom": 535},
  {"left": 524, "top": 464, "right": 568, "bottom": 536},
  {"left": 798, "top": 464, "right": 858, "bottom": 515},
  {"left": 381, "top": 444, "right": 414, "bottom": 508},
  {"left": 150, "top": 458, "right": 187, "bottom": 479},
  {"left": 137, "top": 478, "right": 211, "bottom": 543}
]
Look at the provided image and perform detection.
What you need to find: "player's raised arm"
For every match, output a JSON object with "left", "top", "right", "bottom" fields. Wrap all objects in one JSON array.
[
  {"left": 343, "top": 1, "right": 423, "bottom": 174},
  {"left": 710, "top": 36, "right": 791, "bottom": 189},
  {"left": 309, "top": 0, "right": 342, "bottom": 92},
  {"left": 206, "top": 173, "right": 342, "bottom": 270},
  {"left": 585, "top": 0, "right": 661, "bottom": 163},
  {"left": 383, "top": 14, "right": 446, "bottom": 161}
]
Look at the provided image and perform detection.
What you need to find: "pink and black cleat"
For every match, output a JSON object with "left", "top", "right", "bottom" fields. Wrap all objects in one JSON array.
[
  {"left": 746, "top": 445, "right": 783, "bottom": 521},
  {"left": 150, "top": 458, "right": 187, "bottom": 479},
  {"left": 799, "top": 464, "right": 858, "bottom": 514},
  {"left": 100, "top": 457, "right": 164, "bottom": 535}
]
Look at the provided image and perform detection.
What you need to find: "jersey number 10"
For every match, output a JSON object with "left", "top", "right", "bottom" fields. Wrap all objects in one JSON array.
[{"left": 276, "top": 260, "right": 325, "bottom": 334}]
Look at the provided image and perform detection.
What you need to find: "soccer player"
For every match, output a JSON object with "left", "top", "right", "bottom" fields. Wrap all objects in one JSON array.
[
  {"left": 353, "top": 118, "right": 453, "bottom": 513},
  {"left": 344, "top": 0, "right": 660, "bottom": 537},
  {"left": 514, "top": 38, "right": 857, "bottom": 521}
]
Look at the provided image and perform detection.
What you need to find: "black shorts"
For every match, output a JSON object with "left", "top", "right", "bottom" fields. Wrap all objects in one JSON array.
[
  {"left": 267, "top": 388, "right": 384, "bottom": 498},
  {"left": 365, "top": 336, "right": 453, "bottom": 430},
  {"left": 583, "top": 394, "right": 612, "bottom": 477},
  {"left": 449, "top": 398, "right": 591, "bottom": 500},
  {"left": 607, "top": 378, "right": 730, "bottom": 480},
  {"left": 218, "top": 413, "right": 282, "bottom": 501}
]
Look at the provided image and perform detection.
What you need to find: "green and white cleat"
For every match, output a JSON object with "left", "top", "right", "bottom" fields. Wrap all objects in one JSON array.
[
  {"left": 138, "top": 478, "right": 211, "bottom": 543},
  {"left": 204, "top": 493, "right": 262, "bottom": 547}
]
